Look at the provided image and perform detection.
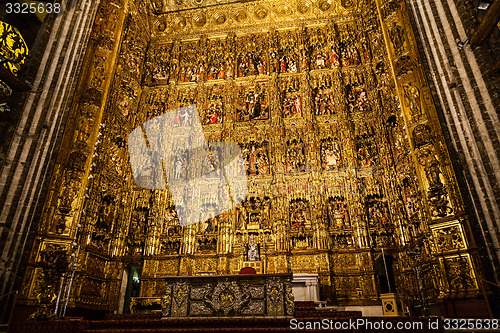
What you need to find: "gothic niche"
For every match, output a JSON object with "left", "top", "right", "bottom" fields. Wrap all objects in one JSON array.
[
  {"left": 115, "top": 78, "right": 138, "bottom": 117},
  {"left": 145, "top": 88, "right": 170, "bottom": 119},
  {"left": 277, "top": 29, "right": 299, "bottom": 74},
  {"left": 389, "top": 22, "right": 406, "bottom": 57},
  {"left": 236, "top": 196, "right": 272, "bottom": 230},
  {"left": 356, "top": 139, "right": 378, "bottom": 167},
  {"left": 89, "top": 194, "right": 115, "bottom": 251},
  {"left": 400, "top": 177, "right": 419, "bottom": 221},
  {"left": 346, "top": 85, "right": 371, "bottom": 113},
  {"left": 418, "top": 148, "right": 453, "bottom": 218},
  {"left": 59, "top": 171, "right": 80, "bottom": 214},
  {"left": 127, "top": 206, "right": 149, "bottom": 254},
  {"left": 146, "top": 43, "right": 173, "bottom": 85},
  {"left": 177, "top": 86, "right": 198, "bottom": 110},
  {"left": 308, "top": 26, "right": 330, "bottom": 70},
  {"left": 403, "top": 83, "right": 423, "bottom": 120},
  {"left": 331, "top": 232, "right": 353, "bottom": 248},
  {"left": 355, "top": 121, "right": 378, "bottom": 167},
  {"left": 370, "top": 227, "right": 395, "bottom": 248},
  {"left": 162, "top": 205, "right": 180, "bottom": 235},
  {"left": 235, "top": 81, "right": 269, "bottom": 122},
  {"left": 336, "top": 27, "right": 362, "bottom": 67},
  {"left": 172, "top": 148, "right": 189, "bottom": 180},
  {"left": 247, "top": 234, "right": 260, "bottom": 261},
  {"left": 286, "top": 139, "right": 306, "bottom": 173},
  {"left": 206, "top": 38, "right": 229, "bottom": 80},
  {"left": 178, "top": 40, "right": 203, "bottom": 83},
  {"left": 119, "top": 16, "right": 147, "bottom": 80},
  {"left": 280, "top": 76, "right": 302, "bottom": 118},
  {"left": 196, "top": 236, "right": 217, "bottom": 253},
  {"left": 236, "top": 33, "right": 268, "bottom": 77},
  {"left": 159, "top": 205, "right": 180, "bottom": 259},
  {"left": 290, "top": 198, "right": 311, "bottom": 228},
  {"left": 160, "top": 238, "right": 181, "bottom": 255},
  {"left": 365, "top": 199, "right": 390, "bottom": 228},
  {"left": 174, "top": 109, "right": 193, "bottom": 127},
  {"left": 236, "top": 200, "right": 248, "bottom": 230},
  {"left": 240, "top": 141, "right": 270, "bottom": 176},
  {"left": 298, "top": 27, "right": 309, "bottom": 72},
  {"left": 95, "top": 194, "right": 115, "bottom": 232},
  {"left": 418, "top": 148, "right": 444, "bottom": 189},
  {"left": 321, "top": 138, "right": 342, "bottom": 170},
  {"left": 326, "top": 197, "right": 350, "bottom": 228},
  {"left": 290, "top": 231, "right": 313, "bottom": 250},
  {"left": 412, "top": 123, "right": 432, "bottom": 149},
  {"left": 312, "top": 73, "right": 337, "bottom": 116},
  {"left": 201, "top": 144, "right": 222, "bottom": 178},
  {"left": 203, "top": 84, "right": 224, "bottom": 125},
  {"left": 198, "top": 204, "right": 220, "bottom": 233},
  {"left": 107, "top": 136, "right": 126, "bottom": 176}
]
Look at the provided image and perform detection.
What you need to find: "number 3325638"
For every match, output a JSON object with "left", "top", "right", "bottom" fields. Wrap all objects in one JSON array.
[{"left": 6, "top": 2, "right": 61, "bottom": 14}]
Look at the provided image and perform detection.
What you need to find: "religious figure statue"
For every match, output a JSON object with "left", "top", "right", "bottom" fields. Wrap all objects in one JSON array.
[
  {"left": 174, "top": 155, "right": 185, "bottom": 179},
  {"left": 389, "top": 22, "right": 405, "bottom": 56},
  {"left": 419, "top": 148, "right": 443, "bottom": 188},
  {"left": 226, "top": 57, "right": 234, "bottom": 79},
  {"left": 330, "top": 46, "right": 340, "bottom": 67},
  {"left": 403, "top": 83, "right": 422, "bottom": 119},
  {"left": 204, "top": 103, "right": 223, "bottom": 125},
  {"left": 322, "top": 140, "right": 341, "bottom": 169},
  {"left": 327, "top": 201, "right": 335, "bottom": 227},
  {"left": 247, "top": 235, "right": 260, "bottom": 261},
  {"left": 202, "top": 153, "right": 215, "bottom": 176},
  {"left": 236, "top": 201, "right": 248, "bottom": 229},
  {"left": 256, "top": 151, "right": 270, "bottom": 174},
  {"left": 290, "top": 199, "right": 310, "bottom": 228},
  {"left": 334, "top": 202, "right": 348, "bottom": 227},
  {"left": 260, "top": 197, "right": 272, "bottom": 229}
]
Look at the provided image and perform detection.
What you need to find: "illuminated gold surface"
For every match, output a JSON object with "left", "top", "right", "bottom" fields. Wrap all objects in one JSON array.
[{"left": 21, "top": 0, "right": 482, "bottom": 313}]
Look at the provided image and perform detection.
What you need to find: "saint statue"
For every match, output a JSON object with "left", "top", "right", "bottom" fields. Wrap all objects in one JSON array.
[
  {"left": 419, "top": 148, "right": 443, "bottom": 188},
  {"left": 389, "top": 22, "right": 405, "bottom": 55},
  {"left": 403, "top": 84, "right": 422, "bottom": 118},
  {"left": 237, "top": 202, "right": 247, "bottom": 229},
  {"left": 247, "top": 235, "right": 260, "bottom": 261}
]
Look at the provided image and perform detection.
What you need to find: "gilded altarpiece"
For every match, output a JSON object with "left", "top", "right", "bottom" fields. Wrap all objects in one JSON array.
[{"left": 20, "top": 0, "right": 482, "bottom": 312}]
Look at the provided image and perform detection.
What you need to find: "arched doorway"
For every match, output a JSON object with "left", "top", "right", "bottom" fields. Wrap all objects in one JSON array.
[{"left": 118, "top": 263, "right": 142, "bottom": 314}]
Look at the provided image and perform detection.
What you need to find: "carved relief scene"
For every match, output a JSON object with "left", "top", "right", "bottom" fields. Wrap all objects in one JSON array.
[
  {"left": 236, "top": 33, "right": 269, "bottom": 77},
  {"left": 366, "top": 199, "right": 390, "bottom": 228},
  {"left": 289, "top": 198, "right": 311, "bottom": 229},
  {"left": 206, "top": 37, "right": 231, "bottom": 81},
  {"left": 346, "top": 85, "right": 371, "bottom": 114},
  {"left": 203, "top": 83, "right": 225, "bottom": 125},
  {"left": 336, "top": 22, "right": 365, "bottom": 68},
  {"left": 308, "top": 25, "right": 331, "bottom": 70},
  {"left": 235, "top": 81, "right": 269, "bottom": 121},
  {"left": 240, "top": 141, "right": 270, "bottom": 176},
  {"left": 311, "top": 72, "right": 338, "bottom": 116},
  {"left": 285, "top": 139, "right": 306, "bottom": 173},
  {"left": 236, "top": 196, "right": 272, "bottom": 230},
  {"left": 326, "top": 196, "right": 350, "bottom": 228},
  {"left": 321, "top": 137, "right": 342, "bottom": 170},
  {"left": 277, "top": 29, "right": 300, "bottom": 74},
  {"left": 178, "top": 39, "right": 203, "bottom": 83},
  {"left": 145, "top": 43, "right": 174, "bottom": 85},
  {"left": 280, "top": 75, "right": 302, "bottom": 118}
]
